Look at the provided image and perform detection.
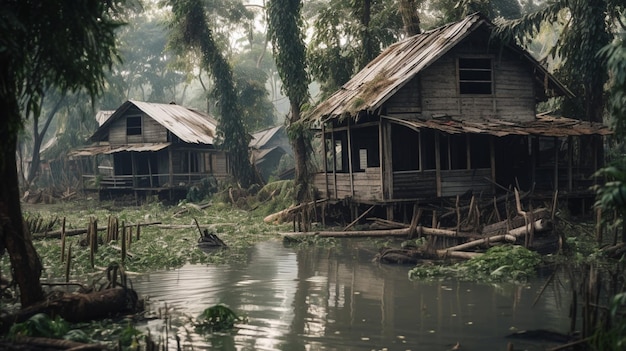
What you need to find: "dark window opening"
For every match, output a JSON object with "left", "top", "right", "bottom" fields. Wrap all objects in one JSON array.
[
  {"left": 469, "top": 135, "right": 491, "bottom": 168},
  {"left": 391, "top": 125, "right": 419, "bottom": 171},
  {"left": 459, "top": 58, "right": 492, "bottom": 95},
  {"left": 126, "top": 116, "right": 142, "bottom": 135},
  {"left": 352, "top": 127, "right": 380, "bottom": 171}
]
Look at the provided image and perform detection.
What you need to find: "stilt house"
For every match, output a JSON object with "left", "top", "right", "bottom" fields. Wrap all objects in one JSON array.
[
  {"left": 308, "top": 13, "right": 610, "bottom": 215},
  {"left": 71, "top": 100, "right": 229, "bottom": 199}
]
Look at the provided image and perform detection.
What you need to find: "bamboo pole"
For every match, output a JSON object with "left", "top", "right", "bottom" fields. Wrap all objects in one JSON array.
[
  {"left": 343, "top": 205, "right": 375, "bottom": 231},
  {"left": 436, "top": 234, "right": 516, "bottom": 254}
]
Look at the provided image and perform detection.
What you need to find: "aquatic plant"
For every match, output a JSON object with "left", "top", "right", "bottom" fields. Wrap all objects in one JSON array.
[
  {"left": 8, "top": 313, "right": 70, "bottom": 340},
  {"left": 408, "top": 244, "right": 542, "bottom": 282},
  {"left": 194, "top": 304, "right": 246, "bottom": 333}
]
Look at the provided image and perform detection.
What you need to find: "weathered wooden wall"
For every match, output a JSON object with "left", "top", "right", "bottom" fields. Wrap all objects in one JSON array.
[
  {"left": 109, "top": 113, "right": 168, "bottom": 145},
  {"left": 408, "top": 32, "right": 536, "bottom": 122},
  {"left": 313, "top": 167, "right": 382, "bottom": 202}
]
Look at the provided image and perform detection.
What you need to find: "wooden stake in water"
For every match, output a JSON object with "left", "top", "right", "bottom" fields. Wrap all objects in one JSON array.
[
  {"left": 60, "top": 217, "right": 66, "bottom": 262},
  {"left": 65, "top": 243, "right": 72, "bottom": 283},
  {"left": 121, "top": 226, "right": 127, "bottom": 263}
]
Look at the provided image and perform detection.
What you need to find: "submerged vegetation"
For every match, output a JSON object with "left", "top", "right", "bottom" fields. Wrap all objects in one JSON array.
[
  {"left": 1, "top": 197, "right": 291, "bottom": 286},
  {"left": 408, "top": 244, "right": 543, "bottom": 282}
]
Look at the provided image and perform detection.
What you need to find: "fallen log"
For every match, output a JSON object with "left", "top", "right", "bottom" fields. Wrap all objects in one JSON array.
[
  {"left": 436, "top": 234, "right": 517, "bottom": 255},
  {"left": 0, "top": 336, "right": 108, "bottom": 351},
  {"left": 437, "top": 251, "right": 481, "bottom": 259},
  {"left": 435, "top": 219, "right": 550, "bottom": 259},
  {"left": 281, "top": 225, "right": 483, "bottom": 240},
  {"left": 0, "top": 287, "right": 142, "bottom": 334}
]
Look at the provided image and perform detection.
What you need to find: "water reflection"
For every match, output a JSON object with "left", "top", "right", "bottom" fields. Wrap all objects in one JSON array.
[{"left": 134, "top": 239, "right": 571, "bottom": 350}]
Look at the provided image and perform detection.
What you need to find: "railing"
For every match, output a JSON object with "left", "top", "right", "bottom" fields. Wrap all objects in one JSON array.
[{"left": 82, "top": 172, "right": 228, "bottom": 190}]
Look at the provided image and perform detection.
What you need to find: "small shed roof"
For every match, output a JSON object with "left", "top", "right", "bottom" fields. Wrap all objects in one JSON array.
[
  {"left": 308, "top": 13, "right": 571, "bottom": 122},
  {"left": 92, "top": 100, "right": 218, "bottom": 144},
  {"left": 249, "top": 125, "right": 284, "bottom": 149},
  {"left": 384, "top": 114, "right": 612, "bottom": 137}
]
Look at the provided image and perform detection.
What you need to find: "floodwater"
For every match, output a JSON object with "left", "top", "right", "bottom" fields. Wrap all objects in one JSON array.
[{"left": 133, "top": 239, "right": 572, "bottom": 351}]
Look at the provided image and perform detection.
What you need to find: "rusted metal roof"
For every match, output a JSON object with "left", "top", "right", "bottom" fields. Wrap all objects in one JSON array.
[
  {"left": 308, "top": 13, "right": 570, "bottom": 122},
  {"left": 384, "top": 114, "right": 612, "bottom": 137},
  {"left": 249, "top": 125, "right": 283, "bottom": 149},
  {"left": 69, "top": 143, "right": 171, "bottom": 156},
  {"left": 92, "top": 100, "right": 218, "bottom": 144}
]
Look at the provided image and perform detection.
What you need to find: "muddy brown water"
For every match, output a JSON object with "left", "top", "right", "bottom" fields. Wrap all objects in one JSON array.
[{"left": 134, "top": 239, "right": 572, "bottom": 351}]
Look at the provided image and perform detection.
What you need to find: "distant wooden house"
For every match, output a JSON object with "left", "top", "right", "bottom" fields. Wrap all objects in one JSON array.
[
  {"left": 249, "top": 125, "right": 293, "bottom": 182},
  {"left": 308, "top": 13, "right": 610, "bottom": 217},
  {"left": 71, "top": 100, "right": 229, "bottom": 199}
]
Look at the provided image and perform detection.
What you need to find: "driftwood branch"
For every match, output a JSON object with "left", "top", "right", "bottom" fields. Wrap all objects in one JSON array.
[{"left": 264, "top": 199, "right": 328, "bottom": 224}]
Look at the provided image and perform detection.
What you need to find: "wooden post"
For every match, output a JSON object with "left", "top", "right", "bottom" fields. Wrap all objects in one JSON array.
[
  {"left": 490, "top": 136, "right": 496, "bottom": 194},
  {"left": 381, "top": 119, "right": 394, "bottom": 200},
  {"left": 331, "top": 124, "right": 337, "bottom": 199},
  {"left": 466, "top": 134, "right": 471, "bottom": 170},
  {"left": 60, "top": 217, "right": 66, "bottom": 262},
  {"left": 168, "top": 147, "right": 173, "bottom": 189},
  {"left": 347, "top": 119, "right": 354, "bottom": 196},
  {"left": 131, "top": 152, "right": 137, "bottom": 188},
  {"left": 553, "top": 137, "right": 559, "bottom": 191},
  {"left": 322, "top": 122, "right": 329, "bottom": 198},
  {"left": 435, "top": 133, "right": 442, "bottom": 197},
  {"left": 148, "top": 154, "right": 154, "bottom": 188},
  {"left": 567, "top": 136, "right": 573, "bottom": 192}
]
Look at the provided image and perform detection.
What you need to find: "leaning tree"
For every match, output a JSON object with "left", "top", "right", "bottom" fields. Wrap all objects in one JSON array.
[{"left": 0, "top": 0, "right": 123, "bottom": 307}]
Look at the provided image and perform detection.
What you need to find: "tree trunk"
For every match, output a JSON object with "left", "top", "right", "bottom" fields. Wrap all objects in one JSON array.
[
  {"left": 290, "top": 102, "right": 312, "bottom": 232},
  {"left": 0, "top": 98, "right": 45, "bottom": 307},
  {"left": 25, "top": 95, "right": 65, "bottom": 186},
  {"left": 399, "top": 0, "right": 421, "bottom": 36}
]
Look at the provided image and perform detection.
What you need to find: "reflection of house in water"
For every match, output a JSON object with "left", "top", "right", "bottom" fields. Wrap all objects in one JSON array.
[
  {"left": 308, "top": 13, "right": 611, "bottom": 219},
  {"left": 71, "top": 100, "right": 230, "bottom": 200},
  {"left": 249, "top": 125, "right": 293, "bottom": 182}
]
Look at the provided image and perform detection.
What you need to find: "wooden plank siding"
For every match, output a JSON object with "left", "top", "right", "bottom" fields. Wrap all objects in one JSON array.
[
  {"left": 108, "top": 113, "right": 168, "bottom": 145},
  {"left": 419, "top": 34, "right": 536, "bottom": 122},
  {"left": 440, "top": 168, "right": 492, "bottom": 197},
  {"left": 392, "top": 170, "right": 437, "bottom": 199},
  {"left": 384, "top": 76, "right": 421, "bottom": 114},
  {"left": 313, "top": 168, "right": 382, "bottom": 202}
]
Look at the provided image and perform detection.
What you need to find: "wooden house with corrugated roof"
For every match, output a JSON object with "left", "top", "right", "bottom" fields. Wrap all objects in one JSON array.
[
  {"left": 308, "top": 13, "right": 610, "bottom": 218},
  {"left": 71, "top": 100, "right": 230, "bottom": 199}
]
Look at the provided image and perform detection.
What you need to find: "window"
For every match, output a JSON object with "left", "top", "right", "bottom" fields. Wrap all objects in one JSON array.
[
  {"left": 126, "top": 116, "right": 142, "bottom": 135},
  {"left": 458, "top": 58, "right": 492, "bottom": 95}
]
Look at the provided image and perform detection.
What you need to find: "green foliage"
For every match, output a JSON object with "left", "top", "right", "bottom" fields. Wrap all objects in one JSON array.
[
  {"left": 186, "top": 176, "right": 219, "bottom": 203},
  {"left": 267, "top": 0, "right": 309, "bottom": 108},
  {"left": 591, "top": 292, "right": 626, "bottom": 350},
  {"left": 194, "top": 304, "right": 246, "bottom": 333},
  {"left": 496, "top": 0, "right": 618, "bottom": 123},
  {"left": 593, "top": 160, "right": 626, "bottom": 212},
  {"left": 600, "top": 33, "right": 626, "bottom": 138},
  {"left": 408, "top": 245, "right": 542, "bottom": 282},
  {"left": 307, "top": 0, "right": 402, "bottom": 98},
  {"left": 168, "top": 0, "right": 255, "bottom": 188},
  {"left": 8, "top": 313, "right": 70, "bottom": 340}
]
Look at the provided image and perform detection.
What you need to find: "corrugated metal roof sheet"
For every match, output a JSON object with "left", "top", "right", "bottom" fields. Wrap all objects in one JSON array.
[
  {"left": 93, "top": 100, "right": 217, "bottom": 144},
  {"left": 249, "top": 125, "right": 283, "bottom": 149},
  {"left": 307, "top": 13, "right": 570, "bottom": 122},
  {"left": 384, "top": 115, "right": 612, "bottom": 137}
]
